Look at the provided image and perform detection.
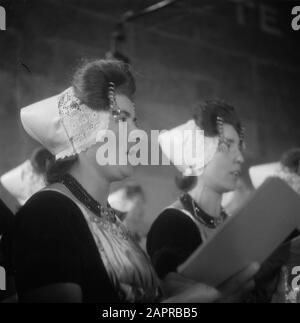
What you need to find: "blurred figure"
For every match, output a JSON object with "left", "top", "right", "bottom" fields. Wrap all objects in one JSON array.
[
  {"left": 248, "top": 148, "right": 300, "bottom": 303},
  {"left": 0, "top": 148, "right": 53, "bottom": 206},
  {"left": 249, "top": 148, "right": 300, "bottom": 196},
  {"left": 108, "top": 183, "right": 146, "bottom": 246},
  {"left": 249, "top": 162, "right": 280, "bottom": 189},
  {"left": 277, "top": 148, "right": 300, "bottom": 195}
]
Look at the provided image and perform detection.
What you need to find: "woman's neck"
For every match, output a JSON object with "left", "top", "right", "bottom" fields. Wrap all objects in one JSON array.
[
  {"left": 68, "top": 162, "right": 110, "bottom": 206},
  {"left": 188, "top": 180, "right": 222, "bottom": 218}
]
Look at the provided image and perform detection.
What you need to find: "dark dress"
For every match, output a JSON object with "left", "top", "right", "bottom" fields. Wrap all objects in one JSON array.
[
  {"left": 13, "top": 190, "right": 121, "bottom": 302},
  {"left": 147, "top": 208, "right": 202, "bottom": 279},
  {"left": 13, "top": 187, "right": 161, "bottom": 303},
  {"left": 146, "top": 194, "right": 227, "bottom": 280}
]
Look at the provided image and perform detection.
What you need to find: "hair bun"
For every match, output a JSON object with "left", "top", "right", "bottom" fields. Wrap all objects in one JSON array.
[
  {"left": 175, "top": 173, "right": 197, "bottom": 192},
  {"left": 193, "top": 100, "right": 241, "bottom": 138}
]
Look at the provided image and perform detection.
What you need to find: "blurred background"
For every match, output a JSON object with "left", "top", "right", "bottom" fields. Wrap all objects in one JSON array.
[{"left": 0, "top": 0, "right": 299, "bottom": 232}]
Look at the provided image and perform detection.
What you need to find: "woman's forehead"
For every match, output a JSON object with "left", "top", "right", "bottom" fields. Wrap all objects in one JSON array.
[{"left": 223, "top": 123, "right": 240, "bottom": 142}]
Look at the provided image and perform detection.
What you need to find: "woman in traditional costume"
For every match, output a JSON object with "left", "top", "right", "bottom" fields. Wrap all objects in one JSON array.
[{"left": 147, "top": 100, "right": 247, "bottom": 281}]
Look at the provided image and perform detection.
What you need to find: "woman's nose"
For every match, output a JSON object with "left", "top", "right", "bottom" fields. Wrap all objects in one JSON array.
[{"left": 236, "top": 149, "right": 245, "bottom": 164}]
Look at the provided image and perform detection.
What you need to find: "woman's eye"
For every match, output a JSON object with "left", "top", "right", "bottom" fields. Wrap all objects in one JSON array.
[
  {"left": 226, "top": 142, "right": 232, "bottom": 150},
  {"left": 218, "top": 139, "right": 231, "bottom": 153},
  {"left": 116, "top": 111, "right": 128, "bottom": 122}
]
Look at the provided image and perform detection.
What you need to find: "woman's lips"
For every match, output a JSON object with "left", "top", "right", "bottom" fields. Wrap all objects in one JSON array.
[{"left": 230, "top": 170, "right": 241, "bottom": 178}]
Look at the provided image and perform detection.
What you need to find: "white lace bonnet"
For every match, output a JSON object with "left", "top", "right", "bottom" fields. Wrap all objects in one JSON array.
[{"left": 20, "top": 86, "right": 116, "bottom": 160}]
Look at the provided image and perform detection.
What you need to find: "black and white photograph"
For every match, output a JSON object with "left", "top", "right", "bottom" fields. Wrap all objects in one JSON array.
[{"left": 0, "top": 0, "right": 300, "bottom": 308}]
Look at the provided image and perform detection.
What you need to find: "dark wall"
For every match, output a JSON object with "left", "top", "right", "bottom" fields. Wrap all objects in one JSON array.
[{"left": 0, "top": 0, "right": 299, "bottom": 225}]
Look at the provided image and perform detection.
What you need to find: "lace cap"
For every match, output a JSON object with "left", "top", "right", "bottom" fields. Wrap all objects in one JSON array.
[
  {"left": 158, "top": 119, "right": 219, "bottom": 176},
  {"left": 21, "top": 87, "right": 110, "bottom": 160}
]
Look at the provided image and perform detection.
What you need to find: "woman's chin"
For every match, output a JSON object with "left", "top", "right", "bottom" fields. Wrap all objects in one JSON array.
[
  {"left": 221, "top": 182, "right": 237, "bottom": 193},
  {"left": 119, "top": 164, "right": 135, "bottom": 180}
]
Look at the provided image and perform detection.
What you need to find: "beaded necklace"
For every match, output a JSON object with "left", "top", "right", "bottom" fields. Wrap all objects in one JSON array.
[
  {"left": 180, "top": 193, "right": 227, "bottom": 229},
  {"left": 60, "top": 173, "right": 116, "bottom": 223}
]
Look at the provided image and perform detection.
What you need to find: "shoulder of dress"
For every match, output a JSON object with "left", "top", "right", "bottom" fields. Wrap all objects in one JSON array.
[{"left": 159, "top": 202, "right": 197, "bottom": 225}]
